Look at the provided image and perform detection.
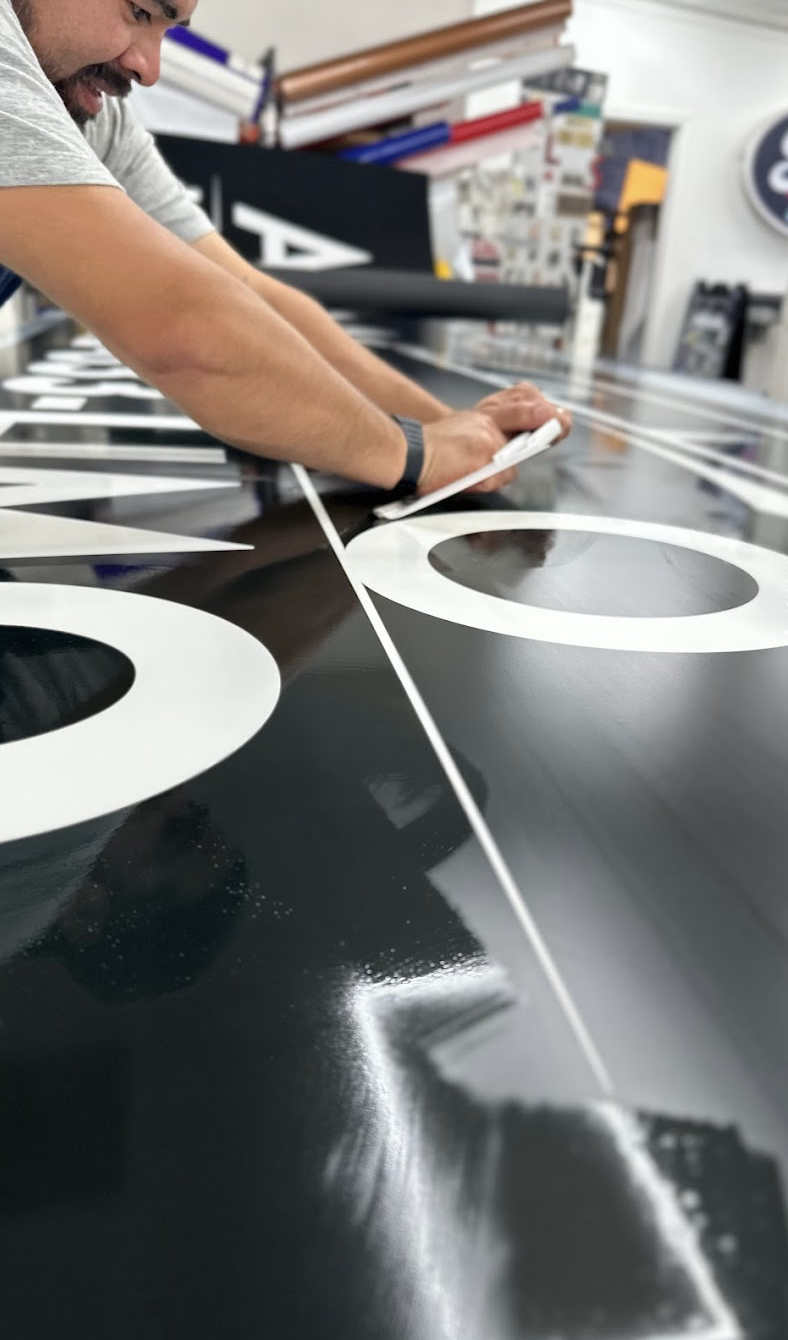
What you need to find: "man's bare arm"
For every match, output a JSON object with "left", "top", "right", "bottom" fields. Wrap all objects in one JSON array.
[
  {"left": 0, "top": 185, "right": 565, "bottom": 494},
  {"left": 0, "top": 184, "right": 408, "bottom": 487},
  {"left": 192, "top": 230, "right": 454, "bottom": 424}
]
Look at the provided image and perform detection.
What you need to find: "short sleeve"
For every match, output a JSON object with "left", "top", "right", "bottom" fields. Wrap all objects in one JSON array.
[
  {"left": 0, "top": 0, "right": 118, "bottom": 192},
  {"left": 86, "top": 98, "right": 215, "bottom": 245}
]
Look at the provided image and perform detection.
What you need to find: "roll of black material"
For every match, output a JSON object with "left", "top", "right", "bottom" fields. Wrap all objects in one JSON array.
[{"left": 261, "top": 267, "right": 570, "bottom": 325}]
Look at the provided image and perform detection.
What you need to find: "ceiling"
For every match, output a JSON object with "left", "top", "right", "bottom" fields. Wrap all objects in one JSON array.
[{"left": 635, "top": 0, "right": 788, "bottom": 30}]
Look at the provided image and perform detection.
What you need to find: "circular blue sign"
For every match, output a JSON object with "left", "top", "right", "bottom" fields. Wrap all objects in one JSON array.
[{"left": 745, "top": 115, "right": 788, "bottom": 237}]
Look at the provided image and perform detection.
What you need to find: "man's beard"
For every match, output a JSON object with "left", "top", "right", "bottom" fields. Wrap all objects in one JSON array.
[
  {"left": 54, "top": 64, "right": 133, "bottom": 127},
  {"left": 12, "top": 0, "right": 132, "bottom": 127},
  {"left": 12, "top": 0, "right": 34, "bottom": 30}
]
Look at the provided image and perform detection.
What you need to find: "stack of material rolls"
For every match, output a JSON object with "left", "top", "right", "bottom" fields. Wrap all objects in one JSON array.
[{"left": 276, "top": 1, "right": 574, "bottom": 151}]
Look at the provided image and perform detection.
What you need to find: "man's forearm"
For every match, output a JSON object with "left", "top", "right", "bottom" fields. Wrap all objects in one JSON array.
[
  {"left": 0, "top": 188, "right": 409, "bottom": 488},
  {"left": 1, "top": 190, "right": 548, "bottom": 498},
  {"left": 251, "top": 273, "right": 453, "bottom": 422},
  {"left": 192, "top": 234, "right": 453, "bottom": 423},
  {"left": 155, "top": 272, "right": 409, "bottom": 488}
]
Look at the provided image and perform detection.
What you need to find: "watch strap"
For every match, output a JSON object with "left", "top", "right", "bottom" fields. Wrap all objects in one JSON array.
[{"left": 391, "top": 414, "right": 425, "bottom": 488}]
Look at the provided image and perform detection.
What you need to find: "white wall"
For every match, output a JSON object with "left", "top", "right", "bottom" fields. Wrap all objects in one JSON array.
[
  {"left": 190, "top": 0, "right": 473, "bottom": 71},
  {"left": 0, "top": 292, "right": 23, "bottom": 342},
  {"left": 566, "top": 0, "right": 788, "bottom": 367}
]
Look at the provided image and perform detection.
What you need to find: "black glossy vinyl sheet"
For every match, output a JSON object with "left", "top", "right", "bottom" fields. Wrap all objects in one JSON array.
[{"left": 0, "top": 318, "right": 787, "bottom": 1337}]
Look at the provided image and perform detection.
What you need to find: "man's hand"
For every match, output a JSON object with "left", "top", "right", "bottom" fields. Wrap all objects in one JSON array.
[
  {"left": 472, "top": 382, "right": 572, "bottom": 442},
  {"left": 420, "top": 411, "right": 511, "bottom": 496},
  {"left": 418, "top": 383, "right": 571, "bottom": 497}
]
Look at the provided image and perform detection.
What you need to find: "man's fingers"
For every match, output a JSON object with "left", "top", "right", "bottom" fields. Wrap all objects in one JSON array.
[
  {"left": 475, "top": 386, "right": 572, "bottom": 440},
  {"left": 556, "top": 408, "right": 572, "bottom": 439},
  {"left": 418, "top": 398, "right": 564, "bottom": 500},
  {"left": 481, "top": 397, "right": 559, "bottom": 435},
  {"left": 476, "top": 379, "right": 540, "bottom": 407}
]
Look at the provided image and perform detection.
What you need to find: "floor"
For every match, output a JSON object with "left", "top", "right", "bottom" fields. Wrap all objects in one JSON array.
[{"left": 1, "top": 314, "right": 787, "bottom": 1338}]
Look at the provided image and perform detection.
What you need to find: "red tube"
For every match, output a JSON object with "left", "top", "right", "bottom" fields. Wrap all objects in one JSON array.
[{"left": 450, "top": 100, "right": 544, "bottom": 144}]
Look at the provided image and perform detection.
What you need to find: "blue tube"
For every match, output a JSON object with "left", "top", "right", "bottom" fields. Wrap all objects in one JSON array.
[
  {"left": 165, "top": 27, "right": 231, "bottom": 67},
  {"left": 554, "top": 96, "right": 583, "bottom": 115},
  {"left": 251, "top": 48, "right": 275, "bottom": 125},
  {"left": 339, "top": 121, "right": 451, "bottom": 166}
]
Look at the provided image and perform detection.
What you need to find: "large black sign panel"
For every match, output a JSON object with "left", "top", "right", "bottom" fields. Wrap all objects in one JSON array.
[
  {"left": 0, "top": 318, "right": 786, "bottom": 1336},
  {"left": 158, "top": 136, "right": 435, "bottom": 272}
]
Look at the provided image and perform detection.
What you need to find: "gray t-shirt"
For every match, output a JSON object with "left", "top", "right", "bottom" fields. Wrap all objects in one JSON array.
[{"left": 0, "top": 0, "right": 213, "bottom": 302}]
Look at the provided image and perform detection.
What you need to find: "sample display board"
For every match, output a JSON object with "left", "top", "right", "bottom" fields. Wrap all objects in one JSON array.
[
  {"left": 451, "top": 70, "right": 607, "bottom": 299},
  {"left": 673, "top": 280, "right": 749, "bottom": 380}
]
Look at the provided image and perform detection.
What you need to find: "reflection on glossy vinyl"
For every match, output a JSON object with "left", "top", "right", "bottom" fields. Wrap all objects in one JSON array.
[
  {"left": 0, "top": 622, "right": 134, "bottom": 743},
  {"left": 331, "top": 994, "right": 737, "bottom": 1337},
  {"left": 428, "top": 528, "right": 758, "bottom": 617},
  {"left": 334, "top": 959, "right": 748, "bottom": 1339}
]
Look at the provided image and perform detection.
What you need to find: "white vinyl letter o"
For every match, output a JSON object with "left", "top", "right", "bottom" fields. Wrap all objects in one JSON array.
[
  {"left": 0, "top": 584, "right": 280, "bottom": 843},
  {"left": 345, "top": 512, "right": 788, "bottom": 654}
]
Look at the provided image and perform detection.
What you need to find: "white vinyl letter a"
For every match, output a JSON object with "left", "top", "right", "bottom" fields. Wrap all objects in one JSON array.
[{"left": 232, "top": 203, "right": 372, "bottom": 271}]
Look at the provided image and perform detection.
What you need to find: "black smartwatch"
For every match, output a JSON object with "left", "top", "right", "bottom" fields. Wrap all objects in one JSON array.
[{"left": 391, "top": 414, "right": 425, "bottom": 488}]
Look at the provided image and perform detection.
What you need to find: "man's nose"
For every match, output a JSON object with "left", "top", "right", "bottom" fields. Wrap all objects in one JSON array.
[{"left": 117, "top": 35, "right": 162, "bottom": 88}]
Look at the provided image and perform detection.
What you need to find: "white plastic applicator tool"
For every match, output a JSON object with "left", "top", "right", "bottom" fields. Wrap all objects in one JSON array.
[{"left": 374, "top": 417, "right": 563, "bottom": 521}]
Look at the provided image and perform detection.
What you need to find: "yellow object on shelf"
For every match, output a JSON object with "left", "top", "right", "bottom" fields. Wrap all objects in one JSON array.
[{"left": 616, "top": 159, "right": 668, "bottom": 232}]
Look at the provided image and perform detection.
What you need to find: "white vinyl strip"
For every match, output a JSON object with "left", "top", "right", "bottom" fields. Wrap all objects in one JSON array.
[
  {"left": 0, "top": 410, "right": 199, "bottom": 433},
  {"left": 393, "top": 341, "right": 788, "bottom": 444},
  {"left": 391, "top": 342, "right": 788, "bottom": 516},
  {"left": 292, "top": 462, "right": 614, "bottom": 1099},
  {"left": 0, "top": 440, "right": 226, "bottom": 464}
]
